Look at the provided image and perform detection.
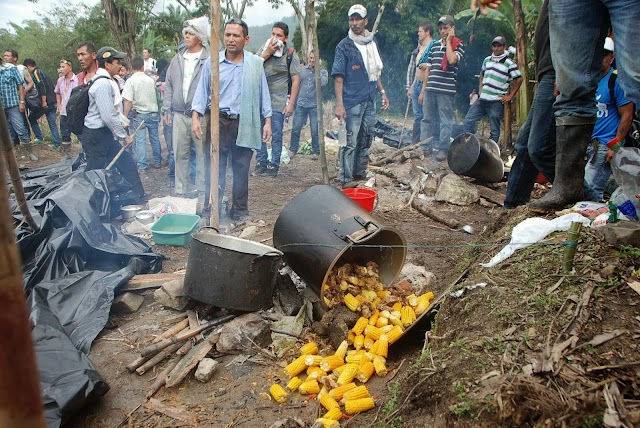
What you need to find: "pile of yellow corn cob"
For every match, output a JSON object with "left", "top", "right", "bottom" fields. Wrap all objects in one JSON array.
[{"left": 269, "top": 262, "right": 434, "bottom": 426}]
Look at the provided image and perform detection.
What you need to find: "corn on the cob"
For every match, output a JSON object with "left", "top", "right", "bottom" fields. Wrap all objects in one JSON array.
[
  {"left": 334, "top": 340, "right": 349, "bottom": 359},
  {"left": 332, "top": 364, "right": 346, "bottom": 377},
  {"left": 386, "top": 325, "right": 404, "bottom": 344},
  {"left": 347, "top": 331, "right": 355, "bottom": 344},
  {"left": 376, "top": 290, "right": 390, "bottom": 299},
  {"left": 337, "top": 363, "right": 358, "bottom": 385},
  {"left": 344, "top": 293, "right": 360, "bottom": 312},
  {"left": 357, "top": 361, "right": 375, "bottom": 382},
  {"left": 269, "top": 384, "right": 288, "bottom": 403},
  {"left": 392, "top": 302, "right": 403, "bottom": 312},
  {"left": 407, "top": 294, "right": 419, "bottom": 307},
  {"left": 299, "top": 379, "right": 320, "bottom": 395},
  {"left": 401, "top": 305, "right": 416, "bottom": 326},
  {"left": 345, "top": 397, "right": 375, "bottom": 414},
  {"left": 286, "top": 376, "right": 303, "bottom": 391},
  {"left": 368, "top": 309, "right": 380, "bottom": 326},
  {"left": 355, "top": 294, "right": 366, "bottom": 305},
  {"left": 305, "top": 355, "right": 323, "bottom": 367},
  {"left": 364, "top": 337, "right": 376, "bottom": 351},
  {"left": 361, "top": 289, "right": 377, "bottom": 301},
  {"left": 343, "top": 385, "right": 370, "bottom": 401},
  {"left": 345, "top": 352, "right": 366, "bottom": 365},
  {"left": 373, "top": 356, "right": 388, "bottom": 376},
  {"left": 353, "top": 334, "right": 364, "bottom": 350},
  {"left": 319, "top": 391, "right": 341, "bottom": 410},
  {"left": 300, "top": 342, "right": 319, "bottom": 355},
  {"left": 315, "top": 418, "right": 340, "bottom": 428},
  {"left": 375, "top": 334, "right": 389, "bottom": 358},
  {"left": 323, "top": 407, "right": 343, "bottom": 421},
  {"left": 388, "top": 314, "right": 403, "bottom": 327},
  {"left": 368, "top": 339, "right": 379, "bottom": 355},
  {"left": 307, "top": 366, "right": 326, "bottom": 379},
  {"left": 352, "top": 317, "right": 368, "bottom": 335},
  {"left": 364, "top": 324, "right": 383, "bottom": 341},
  {"left": 375, "top": 316, "right": 389, "bottom": 328},
  {"left": 284, "top": 355, "right": 307, "bottom": 378},
  {"left": 328, "top": 382, "right": 356, "bottom": 400},
  {"left": 320, "top": 355, "right": 344, "bottom": 372},
  {"left": 415, "top": 293, "right": 433, "bottom": 315}
]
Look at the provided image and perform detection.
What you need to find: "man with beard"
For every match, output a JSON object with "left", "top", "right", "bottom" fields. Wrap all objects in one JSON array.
[{"left": 332, "top": 4, "right": 389, "bottom": 189}]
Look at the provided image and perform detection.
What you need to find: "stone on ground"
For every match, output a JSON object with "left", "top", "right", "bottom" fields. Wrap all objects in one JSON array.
[
  {"left": 111, "top": 292, "right": 144, "bottom": 314},
  {"left": 216, "top": 313, "right": 271, "bottom": 354},
  {"left": 239, "top": 225, "right": 258, "bottom": 239},
  {"left": 153, "top": 278, "right": 190, "bottom": 311},
  {"left": 400, "top": 263, "right": 437, "bottom": 296},
  {"left": 195, "top": 358, "right": 219, "bottom": 383},
  {"left": 435, "top": 173, "right": 480, "bottom": 206}
]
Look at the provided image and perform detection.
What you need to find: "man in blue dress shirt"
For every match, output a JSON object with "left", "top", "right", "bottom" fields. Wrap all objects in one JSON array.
[{"left": 192, "top": 18, "right": 272, "bottom": 221}]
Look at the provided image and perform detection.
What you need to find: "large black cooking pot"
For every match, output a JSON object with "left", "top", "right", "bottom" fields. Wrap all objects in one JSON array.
[
  {"left": 447, "top": 132, "right": 504, "bottom": 183},
  {"left": 184, "top": 230, "right": 283, "bottom": 311},
  {"left": 273, "top": 185, "right": 406, "bottom": 306}
]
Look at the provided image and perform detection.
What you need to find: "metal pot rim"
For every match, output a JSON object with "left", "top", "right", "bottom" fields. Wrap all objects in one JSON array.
[{"left": 192, "top": 232, "right": 283, "bottom": 257}]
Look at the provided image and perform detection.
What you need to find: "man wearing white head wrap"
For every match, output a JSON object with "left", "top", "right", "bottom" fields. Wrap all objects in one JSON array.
[{"left": 163, "top": 16, "right": 210, "bottom": 197}]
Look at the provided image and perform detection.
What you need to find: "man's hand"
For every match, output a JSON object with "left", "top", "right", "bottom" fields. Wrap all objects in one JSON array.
[
  {"left": 284, "top": 103, "right": 294, "bottom": 118},
  {"left": 42, "top": 102, "right": 48, "bottom": 110},
  {"left": 407, "top": 87, "right": 412, "bottom": 99},
  {"left": 605, "top": 149, "right": 616, "bottom": 164},
  {"left": 418, "top": 63, "right": 428, "bottom": 71},
  {"left": 192, "top": 117, "right": 202, "bottom": 140},
  {"left": 124, "top": 134, "right": 133, "bottom": 147},
  {"left": 335, "top": 104, "right": 346, "bottom": 122},
  {"left": 19, "top": 103, "right": 25, "bottom": 113},
  {"left": 418, "top": 90, "right": 425, "bottom": 105},
  {"left": 262, "top": 122, "right": 272, "bottom": 143},
  {"left": 164, "top": 113, "right": 172, "bottom": 125},
  {"left": 446, "top": 26, "right": 456, "bottom": 42},
  {"left": 381, "top": 93, "right": 390, "bottom": 110},
  {"left": 265, "top": 38, "right": 279, "bottom": 57},
  {"left": 501, "top": 93, "right": 513, "bottom": 104},
  {"left": 471, "top": 0, "right": 501, "bottom": 15}
]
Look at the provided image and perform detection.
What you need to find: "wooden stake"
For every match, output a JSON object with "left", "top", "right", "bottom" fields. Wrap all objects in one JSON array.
[
  {"left": 105, "top": 119, "right": 146, "bottom": 170},
  {"left": 0, "top": 99, "right": 45, "bottom": 427},
  {"left": 165, "top": 337, "right": 215, "bottom": 388},
  {"left": 152, "top": 318, "right": 189, "bottom": 343},
  {"left": 563, "top": 222, "right": 582, "bottom": 274},
  {"left": 136, "top": 343, "right": 182, "bottom": 375},
  {"left": 208, "top": 0, "right": 221, "bottom": 229}
]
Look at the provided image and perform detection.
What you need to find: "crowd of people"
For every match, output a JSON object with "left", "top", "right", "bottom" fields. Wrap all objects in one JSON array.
[{"left": 1, "top": 0, "right": 638, "bottom": 220}]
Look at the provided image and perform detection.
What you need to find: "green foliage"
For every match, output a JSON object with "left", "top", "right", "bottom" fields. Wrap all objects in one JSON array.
[{"left": 618, "top": 245, "right": 640, "bottom": 262}]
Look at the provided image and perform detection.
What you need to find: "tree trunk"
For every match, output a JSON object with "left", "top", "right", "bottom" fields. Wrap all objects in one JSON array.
[
  {"left": 289, "top": 0, "right": 308, "bottom": 61},
  {"left": 513, "top": 0, "right": 530, "bottom": 125},
  {"left": 102, "top": 0, "right": 138, "bottom": 62}
]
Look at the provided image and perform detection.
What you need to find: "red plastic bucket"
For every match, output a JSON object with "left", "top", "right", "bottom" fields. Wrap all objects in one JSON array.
[{"left": 341, "top": 188, "right": 377, "bottom": 213}]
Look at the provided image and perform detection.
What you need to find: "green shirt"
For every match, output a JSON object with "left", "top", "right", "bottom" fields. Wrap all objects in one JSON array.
[{"left": 262, "top": 46, "right": 300, "bottom": 113}]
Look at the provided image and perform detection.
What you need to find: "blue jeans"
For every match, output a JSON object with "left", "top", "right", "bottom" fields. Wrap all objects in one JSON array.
[
  {"left": 505, "top": 73, "right": 557, "bottom": 208},
  {"left": 464, "top": 99, "right": 504, "bottom": 143},
  {"left": 29, "top": 106, "right": 61, "bottom": 147},
  {"left": 340, "top": 100, "right": 376, "bottom": 184},
  {"left": 550, "top": 0, "right": 640, "bottom": 117},
  {"left": 289, "top": 105, "right": 319, "bottom": 154},
  {"left": 421, "top": 91, "right": 454, "bottom": 151},
  {"left": 411, "top": 82, "right": 423, "bottom": 143},
  {"left": 133, "top": 112, "right": 162, "bottom": 169},
  {"left": 257, "top": 111, "right": 285, "bottom": 168},
  {"left": 5, "top": 106, "right": 30, "bottom": 143},
  {"left": 584, "top": 142, "right": 611, "bottom": 201}
]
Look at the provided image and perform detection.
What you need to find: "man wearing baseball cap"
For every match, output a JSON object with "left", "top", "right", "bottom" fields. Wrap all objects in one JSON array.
[
  {"left": 418, "top": 14, "right": 465, "bottom": 161},
  {"left": 82, "top": 46, "right": 145, "bottom": 199},
  {"left": 463, "top": 35, "right": 522, "bottom": 144},
  {"left": 332, "top": 3, "right": 389, "bottom": 189}
]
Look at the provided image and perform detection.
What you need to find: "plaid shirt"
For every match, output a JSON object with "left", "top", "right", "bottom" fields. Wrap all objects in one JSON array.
[{"left": 0, "top": 64, "right": 25, "bottom": 109}]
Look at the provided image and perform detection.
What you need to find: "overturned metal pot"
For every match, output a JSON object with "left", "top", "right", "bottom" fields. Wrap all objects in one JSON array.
[{"left": 184, "top": 229, "right": 283, "bottom": 311}]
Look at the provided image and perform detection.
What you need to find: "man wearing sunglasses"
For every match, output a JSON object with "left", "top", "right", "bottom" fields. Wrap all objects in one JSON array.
[{"left": 191, "top": 18, "right": 272, "bottom": 221}]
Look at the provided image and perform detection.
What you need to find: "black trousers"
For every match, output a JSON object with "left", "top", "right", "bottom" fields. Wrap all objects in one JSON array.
[
  {"left": 81, "top": 126, "right": 145, "bottom": 197},
  {"left": 205, "top": 114, "right": 253, "bottom": 217},
  {"left": 59, "top": 115, "right": 72, "bottom": 143}
]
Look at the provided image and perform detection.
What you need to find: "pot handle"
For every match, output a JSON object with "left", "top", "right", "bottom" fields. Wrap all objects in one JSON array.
[
  {"left": 248, "top": 249, "right": 284, "bottom": 273},
  {"left": 197, "top": 226, "right": 219, "bottom": 234}
]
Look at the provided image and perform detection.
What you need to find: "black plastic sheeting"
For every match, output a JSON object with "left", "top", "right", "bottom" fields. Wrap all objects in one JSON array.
[{"left": 10, "top": 157, "right": 162, "bottom": 427}]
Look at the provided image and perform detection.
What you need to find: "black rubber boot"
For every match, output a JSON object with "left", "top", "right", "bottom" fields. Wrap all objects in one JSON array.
[{"left": 528, "top": 117, "right": 595, "bottom": 213}]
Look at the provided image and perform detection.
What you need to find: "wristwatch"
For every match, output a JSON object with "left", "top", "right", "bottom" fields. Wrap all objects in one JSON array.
[{"left": 380, "top": 89, "right": 386, "bottom": 95}]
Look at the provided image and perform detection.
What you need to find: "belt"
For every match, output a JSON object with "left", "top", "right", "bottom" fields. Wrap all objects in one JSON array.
[
  {"left": 173, "top": 110, "right": 191, "bottom": 116},
  {"left": 220, "top": 111, "right": 239, "bottom": 120}
]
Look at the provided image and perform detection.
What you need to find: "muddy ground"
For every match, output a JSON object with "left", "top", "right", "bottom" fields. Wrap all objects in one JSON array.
[{"left": 19, "top": 117, "right": 639, "bottom": 428}]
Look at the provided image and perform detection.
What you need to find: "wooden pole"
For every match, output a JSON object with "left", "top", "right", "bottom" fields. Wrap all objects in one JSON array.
[
  {"left": 0, "top": 105, "right": 40, "bottom": 233},
  {"left": 307, "top": 0, "right": 329, "bottom": 184},
  {"left": 513, "top": 0, "right": 530, "bottom": 125},
  {"left": 0, "top": 100, "right": 45, "bottom": 427},
  {"left": 209, "top": 0, "right": 221, "bottom": 229}
]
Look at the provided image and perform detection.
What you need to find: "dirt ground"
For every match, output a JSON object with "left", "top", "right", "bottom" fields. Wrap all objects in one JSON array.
[{"left": 20, "top": 118, "right": 639, "bottom": 428}]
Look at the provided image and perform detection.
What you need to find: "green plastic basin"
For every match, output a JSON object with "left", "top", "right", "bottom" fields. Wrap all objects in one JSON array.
[{"left": 150, "top": 213, "right": 200, "bottom": 246}]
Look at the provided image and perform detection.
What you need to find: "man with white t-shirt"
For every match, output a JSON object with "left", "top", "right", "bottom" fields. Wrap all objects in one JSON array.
[
  {"left": 163, "top": 17, "right": 210, "bottom": 197},
  {"left": 143, "top": 48, "right": 157, "bottom": 75}
]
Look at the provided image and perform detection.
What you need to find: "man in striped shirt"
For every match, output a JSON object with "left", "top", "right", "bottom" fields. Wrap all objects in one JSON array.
[
  {"left": 463, "top": 36, "right": 522, "bottom": 144},
  {"left": 419, "top": 15, "right": 465, "bottom": 161}
]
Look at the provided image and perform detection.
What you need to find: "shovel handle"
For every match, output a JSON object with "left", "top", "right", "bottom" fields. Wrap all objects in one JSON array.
[{"left": 105, "top": 120, "right": 146, "bottom": 171}]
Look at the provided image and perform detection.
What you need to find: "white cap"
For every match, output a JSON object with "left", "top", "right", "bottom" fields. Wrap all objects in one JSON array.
[
  {"left": 348, "top": 4, "right": 367, "bottom": 18},
  {"left": 604, "top": 37, "right": 614, "bottom": 52}
]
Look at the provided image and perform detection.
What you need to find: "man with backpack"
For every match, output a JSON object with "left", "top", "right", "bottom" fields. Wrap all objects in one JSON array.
[
  {"left": 81, "top": 46, "right": 145, "bottom": 199},
  {"left": 23, "top": 59, "right": 62, "bottom": 149},
  {"left": 584, "top": 37, "right": 634, "bottom": 201},
  {"left": 255, "top": 21, "right": 300, "bottom": 177},
  {"left": 463, "top": 36, "right": 522, "bottom": 144}
]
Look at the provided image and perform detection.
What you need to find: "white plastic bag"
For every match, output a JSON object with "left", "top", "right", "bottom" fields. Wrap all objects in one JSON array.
[{"left": 481, "top": 213, "right": 591, "bottom": 268}]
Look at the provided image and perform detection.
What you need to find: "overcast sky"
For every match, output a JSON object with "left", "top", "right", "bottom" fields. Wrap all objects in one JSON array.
[{"left": 0, "top": 0, "right": 294, "bottom": 30}]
